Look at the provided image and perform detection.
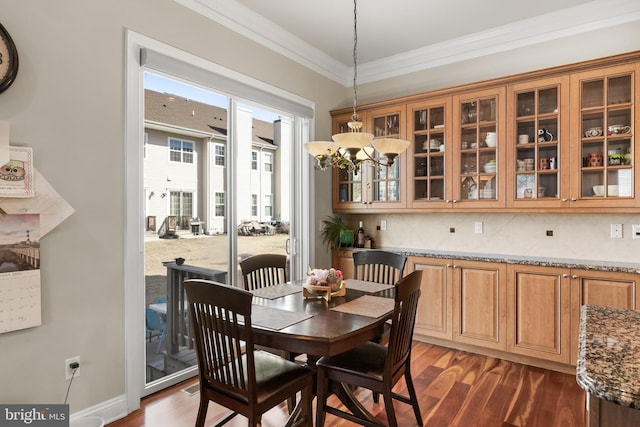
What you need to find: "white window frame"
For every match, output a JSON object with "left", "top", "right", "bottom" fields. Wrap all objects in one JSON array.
[
  {"left": 169, "top": 137, "right": 194, "bottom": 164},
  {"left": 264, "top": 152, "right": 273, "bottom": 173},
  {"left": 125, "top": 31, "right": 315, "bottom": 408},
  {"left": 264, "top": 194, "right": 272, "bottom": 217},
  {"left": 251, "top": 150, "right": 258, "bottom": 170},
  {"left": 214, "top": 192, "right": 225, "bottom": 217},
  {"left": 251, "top": 194, "right": 258, "bottom": 216},
  {"left": 214, "top": 143, "right": 225, "bottom": 167}
]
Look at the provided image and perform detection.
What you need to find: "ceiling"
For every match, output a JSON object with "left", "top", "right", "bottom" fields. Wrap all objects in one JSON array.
[{"left": 176, "top": 0, "right": 640, "bottom": 86}]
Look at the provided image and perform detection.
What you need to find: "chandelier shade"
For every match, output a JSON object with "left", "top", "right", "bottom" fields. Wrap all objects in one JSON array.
[{"left": 303, "top": 0, "right": 410, "bottom": 171}]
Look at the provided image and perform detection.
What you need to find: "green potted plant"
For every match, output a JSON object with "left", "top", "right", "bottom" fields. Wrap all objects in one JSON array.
[{"left": 320, "top": 215, "right": 353, "bottom": 250}]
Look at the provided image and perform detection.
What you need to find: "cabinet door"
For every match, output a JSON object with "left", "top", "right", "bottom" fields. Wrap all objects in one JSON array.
[
  {"left": 452, "top": 260, "right": 506, "bottom": 350},
  {"left": 407, "top": 97, "right": 452, "bottom": 208},
  {"left": 570, "top": 63, "right": 639, "bottom": 208},
  {"left": 332, "top": 250, "right": 354, "bottom": 279},
  {"left": 452, "top": 87, "right": 506, "bottom": 208},
  {"left": 507, "top": 77, "right": 571, "bottom": 208},
  {"left": 407, "top": 256, "right": 453, "bottom": 340},
  {"left": 506, "top": 265, "right": 571, "bottom": 364},
  {"left": 570, "top": 269, "right": 638, "bottom": 365},
  {"left": 332, "top": 112, "right": 369, "bottom": 212},
  {"left": 366, "top": 105, "right": 408, "bottom": 209}
]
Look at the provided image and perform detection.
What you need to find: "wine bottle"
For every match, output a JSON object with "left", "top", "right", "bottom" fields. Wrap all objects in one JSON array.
[{"left": 356, "top": 221, "right": 365, "bottom": 248}]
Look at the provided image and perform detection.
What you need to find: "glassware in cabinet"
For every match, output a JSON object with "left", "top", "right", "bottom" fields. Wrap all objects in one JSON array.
[
  {"left": 408, "top": 100, "right": 450, "bottom": 205},
  {"left": 574, "top": 68, "right": 636, "bottom": 203},
  {"left": 453, "top": 88, "right": 504, "bottom": 206}
]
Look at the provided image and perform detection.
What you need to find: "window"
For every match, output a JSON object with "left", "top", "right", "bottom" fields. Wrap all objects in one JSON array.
[
  {"left": 251, "top": 151, "right": 258, "bottom": 170},
  {"left": 264, "top": 194, "right": 272, "bottom": 217},
  {"left": 264, "top": 153, "right": 273, "bottom": 172},
  {"left": 169, "top": 138, "right": 194, "bottom": 163},
  {"left": 144, "top": 132, "right": 148, "bottom": 159},
  {"left": 214, "top": 144, "right": 225, "bottom": 167},
  {"left": 215, "top": 192, "right": 225, "bottom": 216},
  {"left": 251, "top": 194, "right": 257, "bottom": 216}
]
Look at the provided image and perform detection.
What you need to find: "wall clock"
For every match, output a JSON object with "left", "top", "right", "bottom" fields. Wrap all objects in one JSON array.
[{"left": 0, "top": 22, "right": 18, "bottom": 94}]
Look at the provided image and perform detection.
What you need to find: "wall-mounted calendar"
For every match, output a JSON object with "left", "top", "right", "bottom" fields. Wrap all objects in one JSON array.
[{"left": 0, "top": 214, "right": 41, "bottom": 334}]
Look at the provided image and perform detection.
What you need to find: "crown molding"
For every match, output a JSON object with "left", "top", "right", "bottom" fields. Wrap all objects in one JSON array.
[{"left": 176, "top": 0, "right": 640, "bottom": 87}]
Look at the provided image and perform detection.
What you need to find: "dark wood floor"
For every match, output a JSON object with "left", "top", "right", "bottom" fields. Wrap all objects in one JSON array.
[{"left": 107, "top": 342, "right": 586, "bottom": 427}]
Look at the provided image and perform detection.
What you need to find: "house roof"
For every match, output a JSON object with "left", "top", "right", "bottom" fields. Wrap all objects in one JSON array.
[{"left": 144, "top": 90, "right": 274, "bottom": 144}]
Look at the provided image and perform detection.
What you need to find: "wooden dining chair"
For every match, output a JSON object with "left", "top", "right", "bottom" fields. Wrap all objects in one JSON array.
[
  {"left": 352, "top": 250, "right": 407, "bottom": 286},
  {"left": 184, "top": 279, "right": 313, "bottom": 427},
  {"left": 240, "top": 253, "right": 288, "bottom": 291},
  {"left": 315, "top": 270, "right": 424, "bottom": 427}
]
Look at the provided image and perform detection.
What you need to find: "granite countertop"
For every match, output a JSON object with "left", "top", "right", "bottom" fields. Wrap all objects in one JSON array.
[
  {"left": 576, "top": 305, "right": 640, "bottom": 409},
  {"left": 346, "top": 247, "right": 640, "bottom": 274}
]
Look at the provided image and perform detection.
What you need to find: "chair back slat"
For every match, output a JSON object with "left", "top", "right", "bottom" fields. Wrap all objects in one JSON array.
[
  {"left": 185, "top": 280, "right": 256, "bottom": 402},
  {"left": 240, "top": 254, "right": 288, "bottom": 291},
  {"left": 353, "top": 251, "right": 407, "bottom": 286},
  {"left": 386, "top": 270, "right": 422, "bottom": 373}
]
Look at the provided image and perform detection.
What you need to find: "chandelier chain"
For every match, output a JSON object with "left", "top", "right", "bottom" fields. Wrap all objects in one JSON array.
[{"left": 352, "top": 0, "right": 358, "bottom": 121}]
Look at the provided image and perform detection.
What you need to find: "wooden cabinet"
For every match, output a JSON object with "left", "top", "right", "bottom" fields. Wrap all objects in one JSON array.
[
  {"left": 452, "top": 260, "right": 507, "bottom": 351},
  {"left": 332, "top": 106, "right": 407, "bottom": 212},
  {"left": 451, "top": 87, "right": 506, "bottom": 208},
  {"left": 407, "top": 256, "right": 453, "bottom": 340},
  {"left": 332, "top": 249, "right": 354, "bottom": 279},
  {"left": 506, "top": 264, "right": 571, "bottom": 364},
  {"left": 331, "top": 52, "right": 640, "bottom": 213},
  {"left": 506, "top": 76, "right": 571, "bottom": 208},
  {"left": 570, "top": 269, "right": 639, "bottom": 365},
  {"left": 407, "top": 97, "right": 453, "bottom": 208},
  {"left": 569, "top": 63, "right": 640, "bottom": 208}
]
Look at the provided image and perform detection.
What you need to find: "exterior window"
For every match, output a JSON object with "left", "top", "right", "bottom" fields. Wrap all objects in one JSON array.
[
  {"left": 251, "top": 194, "right": 258, "bottom": 216},
  {"left": 264, "top": 153, "right": 273, "bottom": 172},
  {"left": 215, "top": 192, "right": 225, "bottom": 217},
  {"left": 251, "top": 151, "right": 258, "bottom": 170},
  {"left": 214, "top": 144, "right": 225, "bottom": 167},
  {"left": 169, "top": 138, "right": 194, "bottom": 163},
  {"left": 264, "top": 194, "right": 272, "bottom": 217}
]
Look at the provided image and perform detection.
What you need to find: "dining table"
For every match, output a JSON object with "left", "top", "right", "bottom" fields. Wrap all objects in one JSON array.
[{"left": 248, "top": 278, "right": 396, "bottom": 425}]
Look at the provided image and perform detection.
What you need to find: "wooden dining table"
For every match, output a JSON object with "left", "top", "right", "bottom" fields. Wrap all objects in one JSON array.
[{"left": 248, "top": 279, "right": 396, "bottom": 425}]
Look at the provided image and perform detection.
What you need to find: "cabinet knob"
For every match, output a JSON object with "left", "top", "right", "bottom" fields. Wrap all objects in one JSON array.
[
  {"left": 572, "top": 275, "right": 578, "bottom": 279},
  {"left": 562, "top": 274, "right": 568, "bottom": 278},
  {"left": 452, "top": 200, "right": 458, "bottom": 203},
  {"left": 561, "top": 198, "right": 568, "bottom": 202},
  {"left": 453, "top": 264, "right": 459, "bottom": 269},
  {"left": 446, "top": 264, "right": 452, "bottom": 268},
  {"left": 446, "top": 199, "right": 451, "bottom": 204},
  {"left": 571, "top": 198, "right": 577, "bottom": 202}
]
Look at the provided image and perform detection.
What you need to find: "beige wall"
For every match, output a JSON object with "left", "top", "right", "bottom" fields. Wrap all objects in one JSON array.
[
  {"left": 0, "top": 0, "right": 342, "bottom": 415},
  {"left": 0, "top": 0, "right": 638, "bottom": 419}
]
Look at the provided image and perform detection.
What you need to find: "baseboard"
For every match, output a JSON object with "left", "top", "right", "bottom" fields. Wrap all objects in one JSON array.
[{"left": 70, "top": 394, "right": 127, "bottom": 425}]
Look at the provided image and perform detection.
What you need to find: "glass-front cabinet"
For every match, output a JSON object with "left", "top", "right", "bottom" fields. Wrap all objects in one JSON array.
[
  {"left": 332, "top": 106, "right": 407, "bottom": 211},
  {"left": 407, "top": 97, "right": 451, "bottom": 208},
  {"left": 570, "top": 64, "right": 638, "bottom": 208},
  {"left": 452, "top": 87, "right": 505, "bottom": 208},
  {"left": 507, "top": 77, "right": 570, "bottom": 208}
]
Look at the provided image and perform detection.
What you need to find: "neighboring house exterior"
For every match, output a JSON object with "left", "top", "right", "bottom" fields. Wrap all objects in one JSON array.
[{"left": 144, "top": 89, "right": 289, "bottom": 235}]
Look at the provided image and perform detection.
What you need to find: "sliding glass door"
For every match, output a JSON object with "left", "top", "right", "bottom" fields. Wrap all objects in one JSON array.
[{"left": 141, "top": 71, "right": 302, "bottom": 394}]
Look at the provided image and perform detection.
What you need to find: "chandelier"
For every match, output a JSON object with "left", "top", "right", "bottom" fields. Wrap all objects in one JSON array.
[{"left": 304, "top": 0, "right": 410, "bottom": 172}]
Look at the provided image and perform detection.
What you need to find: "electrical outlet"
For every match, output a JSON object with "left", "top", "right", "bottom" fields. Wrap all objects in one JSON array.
[
  {"left": 380, "top": 220, "right": 387, "bottom": 231},
  {"left": 65, "top": 356, "right": 80, "bottom": 380},
  {"left": 449, "top": 227, "right": 455, "bottom": 233},
  {"left": 633, "top": 224, "right": 640, "bottom": 239},
  {"left": 546, "top": 230, "right": 554, "bottom": 237},
  {"left": 474, "top": 222, "right": 483, "bottom": 234},
  {"left": 611, "top": 224, "right": 623, "bottom": 239}
]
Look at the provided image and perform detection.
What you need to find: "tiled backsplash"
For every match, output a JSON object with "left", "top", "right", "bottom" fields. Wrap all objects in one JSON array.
[{"left": 348, "top": 213, "right": 640, "bottom": 263}]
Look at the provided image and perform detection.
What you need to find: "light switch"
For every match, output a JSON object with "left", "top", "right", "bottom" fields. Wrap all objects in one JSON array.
[{"left": 474, "top": 222, "right": 483, "bottom": 234}]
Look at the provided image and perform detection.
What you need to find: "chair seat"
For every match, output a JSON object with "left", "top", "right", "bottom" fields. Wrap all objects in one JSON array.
[
  {"left": 254, "top": 351, "right": 312, "bottom": 404},
  {"left": 317, "top": 342, "right": 386, "bottom": 382}
]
